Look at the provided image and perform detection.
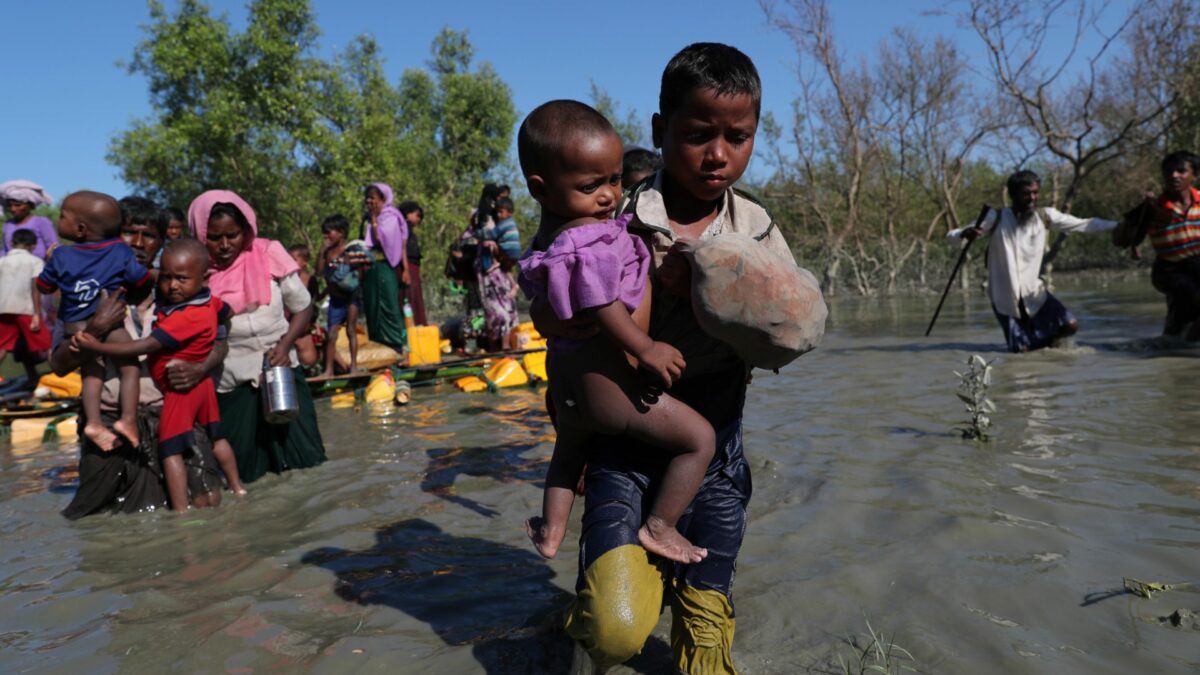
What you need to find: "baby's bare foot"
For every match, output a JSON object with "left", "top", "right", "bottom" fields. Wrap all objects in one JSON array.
[
  {"left": 638, "top": 516, "right": 708, "bottom": 564},
  {"left": 84, "top": 422, "right": 120, "bottom": 452},
  {"left": 526, "top": 516, "right": 565, "bottom": 559},
  {"left": 113, "top": 417, "right": 139, "bottom": 448}
]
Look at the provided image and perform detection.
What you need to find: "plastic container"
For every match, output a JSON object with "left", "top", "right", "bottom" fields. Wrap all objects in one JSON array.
[
  {"left": 407, "top": 325, "right": 442, "bottom": 366},
  {"left": 403, "top": 299, "right": 416, "bottom": 330},
  {"left": 260, "top": 355, "right": 299, "bottom": 424}
]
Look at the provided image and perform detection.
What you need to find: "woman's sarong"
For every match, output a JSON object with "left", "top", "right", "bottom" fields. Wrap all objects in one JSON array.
[
  {"left": 362, "top": 250, "right": 408, "bottom": 351},
  {"left": 477, "top": 264, "right": 518, "bottom": 347},
  {"left": 217, "top": 368, "right": 326, "bottom": 484}
]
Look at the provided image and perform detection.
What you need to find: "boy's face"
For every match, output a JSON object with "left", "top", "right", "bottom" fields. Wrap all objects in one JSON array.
[
  {"left": 405, "top": 211, "right": 422, "bottom": 227},
  {"left": 529, "top": 131, "right": 624, "bottom": 221},
  {"left": 157, "top": 252, "right": 206, "bottom": 305},
  {"left": 165, "top": 218, "right": 185, "bottom": 240},
  {"left": 1163, "top": 161, "right": 1196, "bottom": 197},
  {"left": 496, "top": 207, "right": 513, "bottom": 221},
  {"left": 653, "top": 88, "right": 758, "bottom": 204},
  {"left": 290, "top": 252, "right": 309, "bottom": 269},
  {"left": 323, "top": 228, "right": 346, "bottom": 246}
]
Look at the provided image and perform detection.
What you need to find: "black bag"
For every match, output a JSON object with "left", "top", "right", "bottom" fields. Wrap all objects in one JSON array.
[{"left": 445, "top": 235, "right": 479, "bottom": 281}]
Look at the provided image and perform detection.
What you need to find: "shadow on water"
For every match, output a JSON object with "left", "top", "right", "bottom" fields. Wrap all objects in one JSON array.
[
  {"left": 301, "top": 519, "right": 672, "bottom": 674},
  {"left": 419, "top": 442, "right": 547, "bottom": 517}
]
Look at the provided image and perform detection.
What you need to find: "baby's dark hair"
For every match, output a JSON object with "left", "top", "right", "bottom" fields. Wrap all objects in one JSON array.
[
  {"left": 66, "top": 191, "right": 124, "bottom": 239},
  {"left": 11, "top": 228, "right": 37, "bottom": 248},
  {"left": 518, "top": 99, "right": 618, "bottom": 177},
  {"left": 495, "top": 197, "right": 514, "bottom": 213},
  {"left": 398, "top": 201, "right": 423, "bottom": 219},
  {"left": 624, "top": 148, "right": 662, "bottom": 176},
  {"left": 161, "top": 237, "right": 209, "bottom": 272},
  {"left": 119, "top": 195, "right": 169, "bottom": 237},
  {"left": 1006, "top": 170, "right": 1041, "bottom": 195},
  {"left": 659, "top": 43, "right": 761, "bottom": 121},
  {"left": 287, "top": 243, "right": 310, "bottom": 259},
  {"left": 1161, "top": 150, "right": 1200, "bottom": 174},
  {"left": 321, "top": 214, "right": 350, "bottom": 235}
]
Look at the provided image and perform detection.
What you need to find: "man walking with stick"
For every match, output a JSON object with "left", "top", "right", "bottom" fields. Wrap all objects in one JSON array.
[{"left": 945, "top": 170, "right": 1118, "bottom": 353}]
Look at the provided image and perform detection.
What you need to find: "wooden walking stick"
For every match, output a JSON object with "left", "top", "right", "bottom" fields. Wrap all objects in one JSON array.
[{"left": 925, "top": 204, "right": 992, "bottom": 337}]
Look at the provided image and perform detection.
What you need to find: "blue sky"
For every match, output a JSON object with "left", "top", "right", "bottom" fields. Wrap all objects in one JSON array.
[{"left": 4, "top": 1, "right": 1126, "bottom": 204}]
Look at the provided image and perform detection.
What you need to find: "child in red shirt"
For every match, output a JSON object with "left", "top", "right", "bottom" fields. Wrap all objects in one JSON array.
[{"left": 73, "top": 239, "right": 246, "bottom": 510}]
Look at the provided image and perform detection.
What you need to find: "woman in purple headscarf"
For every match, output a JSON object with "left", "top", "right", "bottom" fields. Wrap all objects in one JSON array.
[{"left": 361, "top": 183, "right": 409, "bottom": 352}]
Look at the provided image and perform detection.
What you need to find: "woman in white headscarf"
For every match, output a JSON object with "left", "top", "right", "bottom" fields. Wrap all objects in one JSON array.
[{"left": 0, "top": 180, "right": 58, "bottom": 259}]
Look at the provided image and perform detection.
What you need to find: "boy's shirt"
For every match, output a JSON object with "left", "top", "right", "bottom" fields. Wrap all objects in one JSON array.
[
  {"left": 1149, "top": 186, "right": 1200, "bottom": 262},
  {"left": 148, "top": 289, "right": 231, "bottom": 390},
  {"left": 0, "top": 248, "right": 44, "bottom": 316},
  {"left": 37, "top": 239, "right": 153, "bottom": 323},
  {"left": 626, "top": 171, "right": 795, "bottom": 378}
]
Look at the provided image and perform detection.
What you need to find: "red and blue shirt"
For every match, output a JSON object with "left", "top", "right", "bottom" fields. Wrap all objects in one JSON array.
[
  {"left": 1150, "top": 187, "right": 1200, "bottom": 262},
  {"left": 36, "top": 239, "right": 152, "bottom": 322},
  {"left": 148, "top": 290, "right": 230, "bottom": 391}
]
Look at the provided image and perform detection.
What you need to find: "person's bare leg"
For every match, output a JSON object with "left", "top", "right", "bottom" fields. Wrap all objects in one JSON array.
[
  {"left": 162, "top": 454, "right": 190, "bottom": 511},
  {"left": 81, "top": 358, "right": 120, "bottom": 451},
  {"left": 347, "top": 303, "right": 360, "bottom": 372},
  {"left": 323, "top": 323, "right": 342, "bottom": 377},
  {"left": 527, "top": 418, "right": 589, "bottom": 559},
  {"left": 107, "top": 327, "right": 140, "bottom": 448},
  {"left": 210, "top": 438, "right": 247, "bottom": 495},
  {"left": 572, "top": 345, "right": 714, "bottom": 564}
]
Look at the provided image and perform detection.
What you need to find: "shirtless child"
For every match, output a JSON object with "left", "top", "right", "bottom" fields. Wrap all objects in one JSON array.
[
  {"left": 518, "top": 100, "right": 714, "bottom": 564},
  {"left": 37, "top": 191, "right": 153, "bottom": 450},
  {"left": 72, "top": 239, "right": 246, "bottom": 510}
]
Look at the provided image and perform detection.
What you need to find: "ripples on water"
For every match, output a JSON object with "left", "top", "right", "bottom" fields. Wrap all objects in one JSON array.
[{"left": 2, "top": 275, "right": 1199, "bottom": 673}]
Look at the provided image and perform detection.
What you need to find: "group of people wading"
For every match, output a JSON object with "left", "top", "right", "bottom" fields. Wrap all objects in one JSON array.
[
  {"left": 945, "top": 151, "right": 1200, "bottom": 354},
  {"left": 6, "top": 37, "right": 1200, "bottom": 675}
]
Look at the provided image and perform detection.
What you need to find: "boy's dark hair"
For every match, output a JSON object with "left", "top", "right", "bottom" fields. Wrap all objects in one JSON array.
[
  {"left": 287, "top": 243, "right": 310, "bottom": 258},
  {"left": 1161, "top": 150, "right": 1200, "bottom": 174},
  {"left": 659, "top": 43, "right": 762, "bottom": 121},
  {"left": 162, "top": 237, "right": 209, "bottom": 271},
  {"left": 11, "top": 228, "right": 37, "bottom": 248},
  {"left": 495, "top": 197, "right": 515, "bottom": 213},
  {"left": 518, "top": 100, "right": 617, "bottom": 177},
  {"left": 497, "top": 184, "right": 511, "bottom": 195},
  {"left": 321, "top": 214, "right": 350, "bottom": 235},
  {"left": 624, "top": 148, "right": 662, "bottom": 176},
  {"left": 1006, "top": 170, "right": 1041, "bottom": 195},
  {"left": 118, "top": 195, "right": 169, "bottom": 237},
  {"left": 397, "top": 201, "right": 423, "bottom": 219},
  {"left": 165, "top": 206, "right": 185, "bottom": 223}
]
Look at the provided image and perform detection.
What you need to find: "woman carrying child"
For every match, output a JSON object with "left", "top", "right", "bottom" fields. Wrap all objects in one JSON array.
[{"left": 189, "top": 190, "right": 326, "bottom": 484}]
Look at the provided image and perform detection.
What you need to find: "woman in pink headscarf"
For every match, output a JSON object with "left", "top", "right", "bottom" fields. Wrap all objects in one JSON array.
[{"left": 188, "top": 190, "right": 326, "bottom": 484}]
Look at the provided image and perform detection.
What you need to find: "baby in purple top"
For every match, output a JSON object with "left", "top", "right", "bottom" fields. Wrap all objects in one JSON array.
[{"left": 518, "top": 100, "right": 715, "bottom": 565}]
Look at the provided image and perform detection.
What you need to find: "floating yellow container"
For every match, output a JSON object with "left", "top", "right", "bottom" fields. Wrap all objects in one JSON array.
[
  {"left": 363, "top": 370, "right": 394, "bottom": 403},
  {"left": 37, "top": 372, "right": 82, "bottom": 398},
  {"left": 9, "top": 416, "right": 78, "bottom": 447},
  {"left": 522, "top": 351, "right": 547, "bottom": 381},
  {"left": 408, "top": 325, "right": 442, "bottom": 366},
  {"left": 329, "top": 392, "right": 357, "bottom": 409}
]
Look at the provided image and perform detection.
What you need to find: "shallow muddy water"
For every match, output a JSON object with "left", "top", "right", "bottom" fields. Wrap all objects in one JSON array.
[{"left": 2, "top": 273, "right": 1199, "bottom": 674}]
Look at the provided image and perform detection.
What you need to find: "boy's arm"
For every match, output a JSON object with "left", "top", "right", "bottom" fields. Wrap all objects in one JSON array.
[
  {"left": 28, "top": 279, "right": 42, "bottom": 332},
  {"left": 593, "top": 301, "right": 683, "bottom": 386},
  {"left": 72, "top": 331, "right": 162, "bottom": 358}
]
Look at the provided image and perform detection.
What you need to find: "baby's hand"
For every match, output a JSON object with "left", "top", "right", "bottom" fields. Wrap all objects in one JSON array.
[
  {"left": 71, "top": 332, "right": 101, "bottom": 354},
  {"left": 636, "top": 341, "right": 685, "bottom": 387}
]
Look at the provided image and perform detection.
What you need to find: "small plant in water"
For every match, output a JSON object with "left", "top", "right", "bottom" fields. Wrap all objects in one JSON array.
[
  {"left": 836, "top": 614, "right": 918, "bottom": 675},
  {"left": 955, "top": 354, "right": 996, "bottom": 441}
]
